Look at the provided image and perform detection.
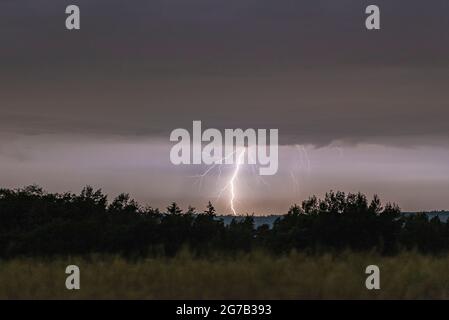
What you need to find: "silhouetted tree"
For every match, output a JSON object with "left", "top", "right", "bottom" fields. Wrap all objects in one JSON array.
[
  {"left": 166, "top": 202, "right": 182, "bottom": 215},
  {"left": 204, "top": 201, "right": 216, "bottom": 216},
  {"left": 0, "top": 186, "right": 448, "bottom": 258}
]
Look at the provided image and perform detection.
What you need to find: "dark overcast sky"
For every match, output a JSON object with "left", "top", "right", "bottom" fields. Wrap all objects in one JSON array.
[
  {"left": 1, "top": 1, "right": 449, "bottom": 213},
  {"left": 1, "top": 0, "right": 449, "bottom": 145}
]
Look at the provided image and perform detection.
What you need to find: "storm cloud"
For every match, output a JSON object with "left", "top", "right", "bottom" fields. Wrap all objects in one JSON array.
[{"left": 1, "top": 0, "right": 449, "bottom": 146}]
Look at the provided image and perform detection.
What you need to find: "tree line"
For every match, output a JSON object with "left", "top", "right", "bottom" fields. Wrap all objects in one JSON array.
[{"left": 1, "top": 185, "right": 448, "bottom": 258}]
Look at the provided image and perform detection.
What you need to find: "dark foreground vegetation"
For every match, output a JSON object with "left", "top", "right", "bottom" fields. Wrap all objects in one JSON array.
[
  {"left": 1, "top": 185, "right": 449, "bottom": 258},
  {"left": 2, "top": 252, "right": 449, "bottom": 299}
]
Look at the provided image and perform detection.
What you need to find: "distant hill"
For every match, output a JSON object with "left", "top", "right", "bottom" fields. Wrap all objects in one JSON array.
[
  {"left": 403, "top": 211, "right": 449, "bottom": 222},
  {"left": 219, "top": 211, "right": 449, "bottom": 229}
]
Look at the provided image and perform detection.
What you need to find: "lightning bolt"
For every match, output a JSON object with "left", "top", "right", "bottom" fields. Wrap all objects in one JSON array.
[
  {"left": 190, "top": 150, "right": 237, "bottom": 190},
  {"left": 289, "top": 144, "right": 312, "bottom": 199},
  {"left": 190, "top": 147, "right": 249, "bottom": 216},
  {"left": 229, "top": 148, "right": 246, "bottom": 215}
]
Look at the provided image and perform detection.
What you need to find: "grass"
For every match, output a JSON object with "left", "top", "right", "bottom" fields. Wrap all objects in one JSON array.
[{"left": 1, "top": 251, "right": 449, "bottom": 299}]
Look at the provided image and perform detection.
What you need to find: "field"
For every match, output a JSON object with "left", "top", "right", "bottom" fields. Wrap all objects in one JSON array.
[{"left": 1, "top": 251, "right": 449, "bottom": 299}]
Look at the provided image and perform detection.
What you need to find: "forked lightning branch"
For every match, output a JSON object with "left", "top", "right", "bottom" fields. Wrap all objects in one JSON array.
[{"left": 169, "top": 121, "right": 279, "bottom": 214}]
